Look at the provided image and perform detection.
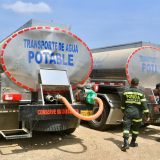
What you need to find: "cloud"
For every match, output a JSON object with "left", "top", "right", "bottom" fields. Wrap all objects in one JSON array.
[{"left": 2, "top": 1, "right": 53, "bottom": 14}]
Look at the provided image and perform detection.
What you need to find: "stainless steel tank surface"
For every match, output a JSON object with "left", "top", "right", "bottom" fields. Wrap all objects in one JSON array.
[
  {"left": 90, "top": 47, "right": 160, "bottom": 89},
  {"left": 0, "top": 27, "right": 93, "bottom": 91}
]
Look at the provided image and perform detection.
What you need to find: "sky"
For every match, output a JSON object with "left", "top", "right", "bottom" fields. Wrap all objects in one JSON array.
[{"left": 0, "top": 0, "right": 160, "bottom": 49}]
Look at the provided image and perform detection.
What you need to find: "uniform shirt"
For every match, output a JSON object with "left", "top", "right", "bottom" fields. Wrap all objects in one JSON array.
[{"left": 121, "top": 86, "right": 150, "bottom": 118}]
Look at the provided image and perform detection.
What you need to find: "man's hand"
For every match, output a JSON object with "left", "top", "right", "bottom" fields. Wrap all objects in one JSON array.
[
  {"left": 123, "top": 113, "right": 125, "bottom": 116},
  {"left": 146, "top": 118, "right": 150, "bottom": 122}
]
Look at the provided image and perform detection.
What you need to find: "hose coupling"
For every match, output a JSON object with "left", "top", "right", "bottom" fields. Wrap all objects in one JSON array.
[
  {"left": 92, "top": 96, "right": 97, "bottom": 101},
  {"left": 55, "top": 94, "right": 62, "bottom": 101}
]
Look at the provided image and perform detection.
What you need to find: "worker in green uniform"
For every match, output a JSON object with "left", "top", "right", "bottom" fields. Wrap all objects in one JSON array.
[{"left": 121, "top": 78, "right": 150, "bottom": 151}]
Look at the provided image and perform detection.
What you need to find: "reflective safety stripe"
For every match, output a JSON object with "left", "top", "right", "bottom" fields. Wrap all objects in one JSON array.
[
  {"left": 125, "top": 101, "right": 141, "bottom": 105},
  {"left": 123, "top": 130, "right": 129, "bottom": 134},
  {"left": 132, "top": 131, "right": 139, "bottom": 134},
  {"left": 124, "top": 92, "right": 143, "bottom": 96},
  {"left": 143, "top": 109, "right": 149, "bottom": 113},
  {"left": 132, "top": 118, "right": 142, "bottom": 122},
  {"left": 141, "top": 98, "right": 146, "bottom": 102},
  {"left": 121, "top": 106, "right": 125, "bottom": 109}
]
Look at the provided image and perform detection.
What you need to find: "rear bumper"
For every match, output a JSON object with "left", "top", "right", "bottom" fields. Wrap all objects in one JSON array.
[{"left": 19, "top": 104, "right": 94, "bottom": 121}]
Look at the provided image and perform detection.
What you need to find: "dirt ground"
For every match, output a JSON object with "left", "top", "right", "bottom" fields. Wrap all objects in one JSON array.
[{"left": 0, "top": 122, "right": 160, "bottom": 160}]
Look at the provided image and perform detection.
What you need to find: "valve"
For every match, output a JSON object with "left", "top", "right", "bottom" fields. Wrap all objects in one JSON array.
[{"left": 84, "top": 89, "right": 97, "bottom": 104}]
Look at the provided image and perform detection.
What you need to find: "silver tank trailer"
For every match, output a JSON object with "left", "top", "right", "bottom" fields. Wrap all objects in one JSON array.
[
  {"left": 87, "top": 44, "right": 160, "bottom": 130},
  {"left": 0, "top": 22, "right": 92, "bottom": 91},
  {"left": 90, "top": 46, "right": 160, "bottom": 89}
]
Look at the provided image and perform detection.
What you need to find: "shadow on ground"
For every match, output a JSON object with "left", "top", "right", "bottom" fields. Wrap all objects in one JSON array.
[
  {"left": 0, "top": 131, "right": 87, "bottom": 155},
  {"left": 104, "top": 138, "right": 123, "bottom": 149},
  {"left": 80, "top": 120, "right": 122, "bottom": 133},
  {"left": 81, "top": 120, "right": 160, "bottom": 141}
]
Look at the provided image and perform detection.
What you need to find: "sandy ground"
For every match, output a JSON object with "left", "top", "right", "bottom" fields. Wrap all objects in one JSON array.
[{"left": 0, "top": 122, "right": 160, "bottom": 160}]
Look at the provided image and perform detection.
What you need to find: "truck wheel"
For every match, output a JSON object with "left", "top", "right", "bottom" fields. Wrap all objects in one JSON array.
[
  {"left": 65, "top": 128, "right": 76, "bottom": 134},
  {"left": 88, "top": 100, "right": 110, "bottom": 131}
]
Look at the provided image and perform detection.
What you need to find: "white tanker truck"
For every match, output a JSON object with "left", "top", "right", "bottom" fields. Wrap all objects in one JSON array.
[
  {"left": 89, "top": 41, "right": 160, "bottom": 130},
  {"left": 0, "top": 19, "right": 104, "bottom": 139}
]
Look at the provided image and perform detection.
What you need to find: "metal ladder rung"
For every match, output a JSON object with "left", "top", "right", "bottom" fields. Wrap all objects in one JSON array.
[{"left": 0, "top": 121, "right": 32, "bottom": 140}]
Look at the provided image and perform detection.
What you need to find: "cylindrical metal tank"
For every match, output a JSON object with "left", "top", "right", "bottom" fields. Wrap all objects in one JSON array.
[
  {"left": 90, "top": 47, "right": 160, "bottom": 88},
  {"left": 0, "top": 26, "right": 93, "bottom": 91}
]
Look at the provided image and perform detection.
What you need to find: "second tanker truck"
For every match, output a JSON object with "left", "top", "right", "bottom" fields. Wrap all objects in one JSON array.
[{"left": 89, "top": 41, "right": 160, "bottom": 130}]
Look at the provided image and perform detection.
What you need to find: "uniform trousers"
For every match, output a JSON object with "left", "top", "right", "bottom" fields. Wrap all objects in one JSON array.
[{"left": 123, "top": 110, "right": 142, "bottom": 139}]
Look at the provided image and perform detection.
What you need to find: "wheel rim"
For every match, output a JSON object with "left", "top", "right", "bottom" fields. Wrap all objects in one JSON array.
[{"left": 92, "top": 107, "right": 103, "bottom": 124}]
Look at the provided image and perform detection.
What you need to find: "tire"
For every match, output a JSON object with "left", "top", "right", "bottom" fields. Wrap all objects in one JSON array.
[
  {"left": 65, "top": 128, "right": 76, "bottom": 134},
  {"left": 88, "top": 100, "right": 110, "bottom": 131}
]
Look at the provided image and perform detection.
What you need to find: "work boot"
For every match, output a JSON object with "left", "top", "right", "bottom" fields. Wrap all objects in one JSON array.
[
  {"left": 121, "top": 138, "right": 129, "bottom": 151},
  {"left": 130, "top": 137, "right": 138, "bottom": 147}
]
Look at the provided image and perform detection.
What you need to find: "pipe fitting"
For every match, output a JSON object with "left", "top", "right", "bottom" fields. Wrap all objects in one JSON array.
[
  {"left": 55, "top": 94, "right": 62, "bottom": 101},
  {"left": 44, "top": 95, "right": 54, "bottom": 102},
  {"left": 92, "top": 96, "right": 97, "bottom": 101},
  {"left": 83, "top": 89, "right": 88, "bottom": 94},
  {"left": 77, "top": 85, "right": 85, "bottom": 90}
]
